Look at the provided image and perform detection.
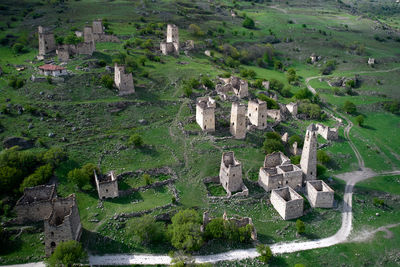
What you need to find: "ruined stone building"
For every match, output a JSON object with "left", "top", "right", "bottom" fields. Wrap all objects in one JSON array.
[
  {"left": 247, "top": 99, "right": 267, "bottom": 129},
  {"left": 90, "top": 19, "right": 120, "bottom": 43},
  {"left": 219, "top": 152, "right": 246, "bottom": 196},
  {"left": 230, "top": 102, "right": 247, "bottom": 139},
  {"left": 286, "top": 102, "right": 298, "bottom": 117},
  {"left": 258, "top": 152, "right": 302, "bottom": 192},
  {"left": 310, "top": 53, "right": 318, "bottom": 63},
  {"left": 196, "top": 96, "right": 216, "bottom": 132},
  {"left": 14, "top": 185, "right": 56, "bottom": 224},
  {"left": 38, "top": 26, "right": 56, "bottom": 59},
  {"left": 300, "top": 124, "right": 318, "bottom": 181},
  {"left": 316, "top": 123, "right": 338, "bottom": 141},
  {"left": 202, "top": 211, "right": 257, "bottom": 240},
  {"left": 160, "top": 24, "right": 179, "bottom": 56},
  {"left": 368, "top": 57, "right": 375, "bottom": 66},
  {"left": 114, "top": 64, "right": 135, "bottom": 96},
  {"left": 230, "top": 76, "right": 248, "bottom": 99},
  {"left": 44, "top": 194, "right": 82, "bottom": 256},
  {"left": 270, "top": 186, "right": 304, "bottom": 220},
  {"left": 305, "top": 180, "right": 334, "bottom": 208},
  {"left": 266, "top": 109, "right": 282, "bottom": 121},
  {"left": 94, "top": 171, "right": 119, "bottom": 199}
]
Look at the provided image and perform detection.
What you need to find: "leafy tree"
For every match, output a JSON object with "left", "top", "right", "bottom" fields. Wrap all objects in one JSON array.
[
  {"left": 243, "top": 17, "right": 255, "bottom": 29},
  {"left": 287, "top": 68, "right": 299, "bottom": 84},
  {"left": 0, "top": 166, "right": 22, "bottom": 194},
  {"left": 317, "top": 150, "right": 330, "bottom": 164},
  {"left": 8, "top": 76, "right": 25, "bottom": 89},
  {"left": 42, "top": 147, "right": 67, "bottom": 167},
  {"left": 188, "top": 24, "right": 205, "bottom": 36},
  {"left": 127, "top": 215, "right": 164, "bottom": 245},
  {"left": 317, "top": 164, "right": 327, "bottom": 177},
  {"left": 12, "top": 43, "right": 27, "bottom": 54},
  {"left": 143, "top": 173, "right": 153, "bottom": 185},
  {"left": 128, "top": 133, "right": 144, "bottom": 148},
  {"left": 81, "top": 163, "right": 99, "bottom": 180},
  {"left": 288, "top": 135, "right": 303, "bottom": 147},
  {"left": 355, "top": 115, "right": 364, "bottom": 126},
  {"left": 373, "top": 197, "right": 384, "bottom": 207},
  {"left": 269, "top": 79, "right": 284, "bottom": 93},
  {"left": 257, "top": 94, "right": 279, "bottom": 109},
  {"left": 201, "top": 76, "right": 214, "bottom": 89},
  {"left": 204, "top": 218, "right": 225, "bottom": 240},
  {"left": 101, "top": 74, "right": 114, "bottom": 89},
  {"left": 290, "top": 155, "right": 301, "bottom": 165},
  {"left": 321, "top": 60, "right": 337, "bottom": 75},
  {"left": 64, "top": 34, "right": 83, "bottom": 45},
  {"left": 20, "top": 164, "right": 53, "bottom": 192},
  {"left": 265, "top": 131, "right": 281, "bottom": 141},
  {"left": 274, "top": 60, "right": 283, "bottom": 71},
  {"left": 296, "top": 219, "right": 305, "bottom": 234},
  {"left": 294, "top": 88, "right": 313, "bottom": 100},
  {"left": 46, "top": 240, "right": 87, "bottom": 267},
  {"left": 263, "top": 139, "right": 284, "bottom": 154},
  {"left": 183, "top": 84, "right": 193, "bottom": 97},
  {"left": 256, "top": 244, "right": 272, "bottom": 263},
  {"left": 67, "top": 168, "right": 90, "bottom": 188},
  {"left": 343, "top": 101, "right": 357, "bottom": 114},
  {"left": 167, "top": 209, "right": 203, "bottom": 252}
]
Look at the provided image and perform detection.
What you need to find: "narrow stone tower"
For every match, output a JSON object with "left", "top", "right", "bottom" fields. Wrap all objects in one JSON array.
[
  {"left": 247, "top": 99, "right": 267, "bottom": 129},
  {"left": 114, "top": 64, "right": 135, "bottom": 96},
  {"left": 38, "top": 26, "right": 56, "bottom": 57},
  {"left": 300, "top": 124, "right": 318, "bottom": 181},
  {"left": 92, "top": 19, "right": 104, "bottom": 34},
  {"left": 230, "top": 102, "right": 246, "bottom": 139}
]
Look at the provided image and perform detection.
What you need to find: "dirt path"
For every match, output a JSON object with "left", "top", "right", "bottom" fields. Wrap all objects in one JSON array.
[{"left": 269, "top": 5, "right": 288, "bottom": 14}]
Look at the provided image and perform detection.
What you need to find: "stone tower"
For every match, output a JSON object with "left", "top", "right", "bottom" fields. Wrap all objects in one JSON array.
[
  {"left": 167, "top": 24, "right": 179, "bottom": 44},
  {"left": 300, "top": 124, "right": 318, "bottom": 181},
  {"left": 247, "top": 99, "right": 267, "bottom": 129},
  {"left": 161, "top": 24, "right": 179, "bottom": 55},
  {"left": 230, "top": 102, "right": 246, "bottom": 139},
  {"left": 196, "top": 97, "right": 216, "bottom": 132},
  {"left": 38, "top": 26, "right": 56, "bottom": 57},
  {"left": 114, "top": 64, "right": 135, "bottom": 96},
  {"left": 92, "top": 19, "right": 104, "bottom": 34},
  {"left": 83, "top": 26, "right": 95, "bottom": 44},
  {"left": 219, "top": 151, "right": 243, "bottom": 194}
]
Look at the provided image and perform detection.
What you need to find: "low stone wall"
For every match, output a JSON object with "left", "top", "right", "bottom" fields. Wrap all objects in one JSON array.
[
  {"left": 115, "top": 203, "right": 175, "bottom": 219},
  {"left": 203, "top": 176, "right": 249, "bottom": 199}
]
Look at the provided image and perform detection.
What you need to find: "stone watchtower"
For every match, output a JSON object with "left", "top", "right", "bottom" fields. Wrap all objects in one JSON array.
[
  {"left": 92, "top": 19, "right": 104, "bottom": 34},
  {"left": 38, "top": 26, "right": 56, "bottom": 57},
  {"left": 94, "top": 170, "right": 119, "bottom": 199},
  {"left": 230, "top": 102, "right": 246, "bottom": 139},
  {"left": 114, "top": 64, "right": 135, "bottom": 96},
  {"left": 44, "top": 194, "right": 82, "bottom": 256},
  {"left": 83, "top": 26, "right": 95, "bottom": 44},
  {"left": 300, "top": 124, "right": 318, "bottom": 181},
  {"left": 167, "top": 24, "right": 179, "bottom": 51},
  {"left": 219, "top": 151, "right": 243, "bottom": 195},
  {"left": 247, "top": 99, "right": 267, "bottom": 129},
  {"left": 196, "top": 97, "right": 216, "bottom": 132}
]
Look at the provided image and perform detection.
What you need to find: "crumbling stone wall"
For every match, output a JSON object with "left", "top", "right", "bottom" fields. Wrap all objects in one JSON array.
[
  {"left": 247, "top": 99, "right": 267, "bottom": 129},
  {"left": 94, "top": 171, "right": 119, "bottom": 199},
  {"left": 270, "top": 187, "right": 303, "bottom": 220},
  {"left": 219, "top": 152, "right": 244, "bottom": 195},
  {"left": 14, "top": 185, "right": 56, "bottom": 224},
  {"left": 266, "top": 109, "right": 281, "bottom": 121},
  {"left": 306, "top": 180, "right": 334, "bottom": 208},
  {"left": 300, "top": 124, "right": 318, "bottom": 181},
  {"left": 38, "top": 26, "right": 56, "bottom": 57},
  {"left": 286, "top": 102, "right": 298, "bottom": 116},
  {"left": 316, "top": 123, "right": 338, "bottom": 141},
  {"left": 230, "top": 77, "right": 248, "bottom": 99},
  {"left": 196, "top": 96, "right": 216, "bottom": 132},
  {"left": 263, "top": 151, "right": 290, "bottom": 168},
  {"left": 114, "top": 64, "right": 135, "bottom": 96},
  {"left": 44, "top": 194, "right": 82, "bottom": 256},
  {"left": 230, "top": 102, "right": 246, "bottom": 139}
]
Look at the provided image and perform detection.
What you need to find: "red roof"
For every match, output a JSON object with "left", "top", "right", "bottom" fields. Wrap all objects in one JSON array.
[{"left": 39, "top": 64, "right": 65, "bottom": 71}]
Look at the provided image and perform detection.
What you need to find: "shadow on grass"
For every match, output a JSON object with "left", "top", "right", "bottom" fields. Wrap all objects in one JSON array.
[
  {"left": 269, "top": 255, "right": 289, "bottom": 266},
  {"left": 107, "top": 191, "right": 144, "bottom": 204},
  {"left": 139, "top": 145, "right": 160, "bottom": 157}
]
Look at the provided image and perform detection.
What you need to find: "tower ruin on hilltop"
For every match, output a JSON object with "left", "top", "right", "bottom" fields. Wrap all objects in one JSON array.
[
  {"left": 114, "top": 64, "right": 135, "bottom": 96},
  {"left": 230, "top": 102, "right": 247, "bottom": 139},
  {"left": 38, "top": 26, "right": 56, "bottom": 59},
  {"left": 247, "top": 99, "right": 267, "bottom": 129},
  {"left": 160, "top": 24, "right": 179, "bottom": 56},
  {"left": 300, "top": 124, "right": 318, "bottom": 181},
  {"left": 196, "top": 97, "right": 216, "bottom": 132}
]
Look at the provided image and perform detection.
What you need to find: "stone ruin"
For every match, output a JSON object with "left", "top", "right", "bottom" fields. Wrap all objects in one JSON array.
[
  {"left": 305, "top": 180, "right": 334, "bottom": 208},
  {"left": 160, "top": 24, "right": 179, "bottom": 56},
  {"left": 300, "top": 124, "right": 318, "bottom": 181},
  {"left": 368, "top": 57, "right": 375, "bottom": 66},
  {"left": 14, "top": 185, "right": 56, "bottom": 224},
  {"left": 270, "top": 186, "right": 303, "bottom": 220},
  {"left": 202, "top": 211, "right": 257, "bottom": 240},
  {"left": 286, "top": 102, "right": 298, "bottom": 117},
  {"left": 114, "top": 64, "right": 135, "bottom": 96},
  {"left": 247, "top": 99, "right": 267, "bottom": 129},
  {"left": 94, "top": 170, "right": 119, "bottom": 199},
  {"left": 196, "top": 96, "right": 216, "bottom": 132},
  {"left": 90, "top": 19, "right": 120, "bottom": 43},
  {"left": 44, "top": 194, "right": 82, "bottom": 256},
  {"left": 230, "top": 102, "right": 247, "bottom": 139},
  {"left": 258, "top": 152, "right": 302, "bottom": 192},
  {"left": 310, "top": 53, "right": 319, "bottom": 63},
  {"left": 219, "top": 152, "right": 248, "bottom": 197},
  {"left": 216, "top": 76, "right": 248, "bottom": 100},
  {"left": 38, "top": 26, "right": 56, "bottom": 59},
  {"left": 316, "top": 123, "right": 338, "bottom": 141}
]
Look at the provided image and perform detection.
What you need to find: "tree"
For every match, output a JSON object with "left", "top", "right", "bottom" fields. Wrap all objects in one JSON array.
[
  {"left": 183, "top": 84, "right": 193, "bottom": 97},
  {"left": 256, "top": 244, "right": 272, "bottom": 263},
  {"left": 257, "top": 94, "right": 279, "bottom": 109},
  {"left": 128, "top": 133, "right": 144, "bottom": 148},
  {"left": 12, "top": 43, "right": 27, "bottom": 54},
  {"left": 167, "top": 209, "right": 203, "bottom": 252},
  {"left": 287, "top": 68, "right": 299, "bottom": 84},
  {"left": 42, "top": 147, "right": 67, "bottom": 167},
  {"left": 343, "top": 101, "right": 357, "bottom": 114},
  {"left": 127, "top": 215, "right": 164, "bottom": 245},
  {"left": 201, "top": 76, "right": 214, "bottom": 90},
  {"left": 355, "top": 115, "right": 364, "bottom": 126},
  {"left": 317, "top": 164, "right": 327, "bottom": 177},
  {"left": 290, "top": 155, "right": 301, "bottom": 165},
  {"left": 143, "top": 173, "right": 152, "bottom": 185},
  {"left": 46, "top": 240, "right": 87, "bottom": 267},
  {"left": 263, "top": 139, "right": 284, "bottom": 154},
  {"left": 67, "top": 168, "right": 90, "bottom": 188},
  {"left": 269, "top": 79, "right": 284, "bottom": 92},
  {"left": 204, "top": 218, "right": 225, "bottom": 240},
  {"left": 242, "top": 17, "right": 255, "bottom": 29},
  {"left": 294, "top": 88, "right": 313, "bottom": 100},
  {"left": 265, "top": 131, "right": 281, "bottom": 141},
  {"left": 296, "top": 219, "right": 305, "bottom": 234},
  {"left": 317, "top": 150, "right": 330, "bottom": 164},
  {"left": 101, "top": 74, "right": 114, "bottom": 89},
  {"left": 81, "top": 163, "right": 99, "bottom": 180},
  {"left": 20, "top": 164, "right": 53, "bottom": 192},
  {"left": 289, "top": 135, "right": 303, "bottom": 147},
  {"left": 0, "top": 166, "right": 22, "bottom": 194},
  {"left": 188, "top": 24, "right": 204, "bottom": 37}
]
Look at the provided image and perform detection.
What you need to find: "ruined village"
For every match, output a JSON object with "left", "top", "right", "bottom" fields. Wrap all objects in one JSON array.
[{"left": 0, "top": 0, "right": 400, "bottom": 266}]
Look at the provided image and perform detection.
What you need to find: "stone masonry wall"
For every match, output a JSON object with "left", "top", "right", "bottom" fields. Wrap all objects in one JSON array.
[
  {"left": 306, "top": 180, "right": 334, "bottom": 208},
  {"left": 270, "top": 187, "right": 303, "bottom": 220},
  {"left": 230, "top": 102, "right": 246, "bottom": 139}
]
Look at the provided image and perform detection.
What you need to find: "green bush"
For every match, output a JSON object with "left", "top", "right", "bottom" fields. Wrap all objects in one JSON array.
[
  {"left": 269, "top": 78, "right": 284, "bottom": 93},
  {"left": 67, "top": 168, "right": 91, "bottom": 188},
  {"left": 256, "top": 244, "right": 272, "bottom": 263},
  {"left": 317, "top": 150, "right": 330, "bottom": 164},
  {"left": 265, "top": 131, "right": 281, "bottom": 141},
  {"left": 355, "top": 115, "right": 364, "bottom": 126},
  {"left": 290, "top": 155, "right": 301, "bottom": 165},
  {"left": 296, "top": 219, "right": 305, "bottom": 234},
  {"left": 143, "top": 173, "right": 153, "bottom": 185},
  {"left": 294, "top": 88, "right": 313, "bottom": 100},
  {"left": 46, "top": 240, "right": 87, "bottom": 267},
  {"left": 12, "top": 43, "right": 27, "bottom": 54},
  {"left": 20, "top": 164, "right": 53, "bottom": 192},
  {"left": 373, "top": 197, "right": 385, "bottom": 207},
  {"left": 263, "top": 139, "right": 284, "bottom": 154},
  {"left": 127, "top": 215, "right": 165, "bottom": 245},
  {"left": 289, "top": 135, "right": 303, "bottom": 147},
  {"left": 42, "top": 147, "right": 67, "bottom": 167},
  {"left": 8, "top": 76, "right": 25, "bottom": 89},
  {"left": 201, "top": 76, "right": 214, "bottom": 89},
  {"left": 343, "top": 101, "right": 357, "bottom": 114},
  {"left": 257, "top": 94, "right": 279, "bottom": 109},
  {"left": 183, "top": 84, "right": 193, "bottom": 97},
  {"left": 317, "top": 164, "right": 327, "bottom": 177},
  {"left": 243, "top": 17, "right": 255, "bottom": 29},
  {"left": 101, "top": 74, "right": 114, "bottom": 89},
  {"left": 128, "top": 133, "right": 144, "bottom": 148}
]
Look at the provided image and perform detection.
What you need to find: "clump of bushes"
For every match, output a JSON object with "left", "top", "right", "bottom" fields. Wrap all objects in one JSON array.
[
  {"left": 263, "top": 132, "right": 284, "bottom": 154},
  {"left": 128, "top": 133, "right": 144, "bottom": 148},
  {"left": 101, "top": 74, "right": 114, "bottom": 89},
  {"left": 8, "top": 76, "right": 25, "bottom": 89},
  {"left": 67, "top": 163, "right": 98, "bottom": 190}
]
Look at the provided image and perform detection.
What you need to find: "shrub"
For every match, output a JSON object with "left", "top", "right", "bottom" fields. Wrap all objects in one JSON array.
[
  {"left": 8, "top": 76, "right": 25, "bottom": 89},
  {"left": 296, "top": 219, "right": 305, "bottom": 234},
  {"left": 373, "top": 197, "right": 384, "bottom": 207},
  {"left": 263, "top": 139, "right": 284, "bottom": 154},
  {"left": 201, "top": 76, "right": 214, "bottom": 89},
  {"left": 355, "top": 115, "right": 364, "bottom": 126},
  {"left": 299, "top": 101, "right": 322, "bottom": 119},
  {"left": 317, "top": 150, "right": 330, "bottom": 164},
  {"left": 183, "top": 84, "right": 193, "bottom": 97},
  {"left": 12, "top": 43, "right": 27, "bottom": 54},
  {"left": 287, "top": 68, "right": 299, "bottom": 84},
  {"left": 101, "top": 74, "right": 114, "bottom": 89},
  {"left": 243, "top": 17, "right": 255, "bottom": 29},
  {"left": 294, "top": 88, "right": 313, "bottom": 100},
  {"left": 317, "top": 164, "right": 327, "bottom": 177},
  {"left": 128, "top": 133, "right": 144, "bottom": 148},
  {"left": 269, "top": 79, "right": 284, "bottom": 93},
  {"left": 257, "top": 94, "right": 279, "bottom": 109},
  {"left": 188, "top": 24, "right": 205, "bottom": 36},
  {"left": 383, "top": 100, "right": 400, "bottom": 114},
  {"left": 289, "top": 135, "right": 303, "bottom": 147},
  {"left": 127, "top": 215, "right": 164, "bottom": 245},
  {"left": 67, "top": 168, "right": 90, "bottom": 188},
  {"left": 143, "top": 173, "right": 152, "bottom": 185},
  {"left": 265, "top": 131, "right": 281, "bottom": 141},
  {"left": 204, "top": 218, "right": 225, "bottom": 240},
  {"left": 167, "top": 209, "right": 203, "bottom": 252},
  {"left": 256, "top": 244, "right": 272, "bottom": 263},
  {"left": 321, "top": 60, "right": 337, "bottom": 75},
  {"left": 46, "top": 241, "right": 87, "bottom": 267},
  {"left": 343, "top": 101, "right": 357, "bottom": 114},
  {"left": 42, "top": 147, "right": 67, "bottom": 167},
  {"left": 290, "top": 155, "right": 301, "bottom": 165},
  {"left": 64, "top": 34, "right": 83, "bottom": 45},
  {"left": 20, "top": 164, "right": 53, "bottom": 192}
]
